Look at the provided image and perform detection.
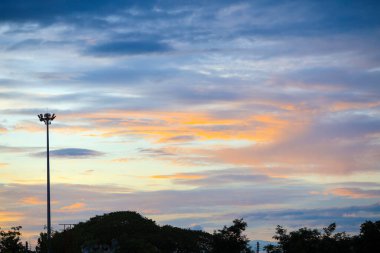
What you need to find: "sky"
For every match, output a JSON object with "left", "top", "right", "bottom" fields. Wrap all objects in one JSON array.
[{"left": 0, "top": 0, "right": 380, "bottom": 246}]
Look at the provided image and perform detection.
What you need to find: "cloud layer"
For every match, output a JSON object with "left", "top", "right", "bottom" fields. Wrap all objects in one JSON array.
[{"left": 0, "top": 0, "right": 379, "bottom": 246}]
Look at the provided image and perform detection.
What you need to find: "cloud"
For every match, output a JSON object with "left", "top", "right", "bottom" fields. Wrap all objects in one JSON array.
[
  {"left": 151, "top": 173, "right": 205, "bottom": 180},
  {"left": 243, "top": 203, "right": 380, "bottom": 233},
  {"left": 0, "top": 0, "right": 155, "bottom": 24},
  {"left": 1, "top": 0, "right": 380, "bottom": 245},
  {"left": 0, "top": 145, "right": 39, "bottom": 154},
  {"left": 59, "top": 202, "right": 86, "bottom": 212},
  {"left": 1, "top": 180, "right": 378, "bottom": 244},
  {"left": 85, "top": 40, "right": 172, "bottom": 56},
  {"left": 150, "top": 168, "right": 277, "bottom": 187},
  {"left": 202, "top": 113, "right": 380, "bottom": 176},
  {"left": 33, "top": 148, "right": 104, "bottom": 159},
  {"left": 54, "top": 110, "right": 292, "bottom": 143},
  {"left": 282, "top": 67, "right": 380, "bottom": 93},
  {"left": 139, "top": 148, "right": 176, "bottom": 157},
  {"left": 21, "top": 197, "right": 45, "bottom": 205},
  {"left": 0, "top": 211, "right": 23, "bottom": 223},
  {"left": 326, "top": 188, "right": 380, "bottom": 199},
  {"left": 162, "top": 135, "right": 197, "bottom": 142},
  {"left": 0, "top": 163, "right": 8, "bottom": 168},
  {"left": 82, "top": 169, "right": 95, "bottom": 175},
  {"left": 111, "top": 158, "right": 129, "bottom": 163},
  {"left": 0, "top": 125, "right": 7, "bottom": 133}
]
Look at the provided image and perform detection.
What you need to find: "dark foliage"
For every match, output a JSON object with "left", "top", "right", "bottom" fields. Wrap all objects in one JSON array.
[
  {"left": 5, "top": 212, "right": 378, "bottom": 253},
  {"left": 212, "top": 219, "right": 252, "bottom": 253},
  {"left": 34, "top": 211, "right": 254, "bottom": 253},
  {"left": 39, "top": 211, "right": 217, "bottom": 253},
  {"left": 356, "top": 220, "right": 380, "bottom": 253},
  {"left": 0, "top": 226, "right": 26, "bottom": 253},
  {"left": 268, "top": 220, "right": 380, "bottom": 253}
]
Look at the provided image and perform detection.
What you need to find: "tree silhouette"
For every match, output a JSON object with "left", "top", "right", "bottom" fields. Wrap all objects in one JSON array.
[
  {"left": 0, "top": 226, "right": 25, "bottom": 253},
  {"left": 271, "top": 221, "right": 380, "bottom": 253},
  {"left": 212, "top": 218, "right": 253, "bottom": 253},
  {"left": 31, "top": 213, "right": 380, "bottom": 252},
  {"left": 357, "top": 220, "right": 380, "bottom": 253},
  {"left": 35, "top": 232, "right": 48, "bottom": 253}
]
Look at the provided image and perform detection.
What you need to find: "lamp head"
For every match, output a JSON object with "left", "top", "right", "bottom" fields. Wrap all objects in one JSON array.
[{"left": 37, "top": 112, "right": 56, "bottom": 125}]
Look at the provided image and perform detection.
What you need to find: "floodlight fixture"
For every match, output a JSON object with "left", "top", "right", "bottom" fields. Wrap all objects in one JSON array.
[{"left": 38, "top": 113, "right": 56, "bottom": 125}]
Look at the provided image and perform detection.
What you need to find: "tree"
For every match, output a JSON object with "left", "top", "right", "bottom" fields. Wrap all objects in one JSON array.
[
  {"left": 35, "top": 232, "right": 47, "bottom": 253},
  {"left": 357, "top": 220, "right": 380, "bottom": 253},
  {"left": 34, "top": 211, "right": 215, "bottom": 253},
  {"left": 272, "top": 223, "right": 356, "bottom": 253},
  {"left": 212, "top": 218, "right": 253, "bottom": 253},
  {"left": 0, "top": 226, "right": 25, "bottom": 253}
]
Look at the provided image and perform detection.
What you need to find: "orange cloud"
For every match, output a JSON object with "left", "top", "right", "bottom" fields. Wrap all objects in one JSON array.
[
  {"left": 14, "top": 121, "right": 91, "bottom": 134},
  {"left": 14, "top": 108, "right": 303, "bottom": 148},
  {"left": 327, "top": 188, "right": 380, "bottom": 199},
  {"left": 112, "top": 158, "right": 129, "bottom": 163},
  {"left": 60, "top": 202, "right": 86, "bottom": 211},
  {"left": 151, "top": 173, "right": 205, "bottom": 180},
  {"left": 331, "top": 101, "right": 380, "bottom": 112},
  {"left": 21, "top": 197, "right": 45, "bottom": 205},
  {"left": 13, "top": 122, "right": 41, "bottom": 132},
  {"left": 0, "top": 163, "right": 8, "bottom": 168},
  {"left": 207, "top": 145, "right": 361, "bottom": 177},
  {"left": 0, "top": 211, "right": 23, "bottom": 222},
  {"left": 53, "top": 109, "right": 297, "bottom": 144}
]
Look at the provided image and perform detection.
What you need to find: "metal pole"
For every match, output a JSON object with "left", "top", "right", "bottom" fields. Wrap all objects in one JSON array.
[
  {"left": 47, "top": 121, "right": 51, "bottom": 253},
  {"left": 38, "top": 113, "right": 55, "bottom": 253}
]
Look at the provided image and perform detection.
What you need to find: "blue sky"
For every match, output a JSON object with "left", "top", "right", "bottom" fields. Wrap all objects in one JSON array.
[{"left": 0, "top": 0, "right": 380, "bottom": 246}]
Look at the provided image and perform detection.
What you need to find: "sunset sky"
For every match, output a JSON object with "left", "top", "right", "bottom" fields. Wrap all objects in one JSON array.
[{"left": 1, "top": 0, "right": 380, "bottom": 246}]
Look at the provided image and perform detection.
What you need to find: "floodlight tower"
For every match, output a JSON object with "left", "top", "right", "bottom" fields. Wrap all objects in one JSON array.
[{"left": 38, "top": 113, "right": 56, "bottom": 253}]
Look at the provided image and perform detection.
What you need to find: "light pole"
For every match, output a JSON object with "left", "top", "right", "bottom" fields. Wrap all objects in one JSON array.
[{"left": 38, "top": 113, "right": 56, "bottom": 253}]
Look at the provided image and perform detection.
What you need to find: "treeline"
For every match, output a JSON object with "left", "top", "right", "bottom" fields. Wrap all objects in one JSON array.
[
  {"left": 264, "top": 220, "right": 380, "bottom": 253},
  {"left": 1, "top": 211, "right": 252, "bottom": 253},
  {"left": 1, "top": 211, "right": 379, "bottom": 253}
]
